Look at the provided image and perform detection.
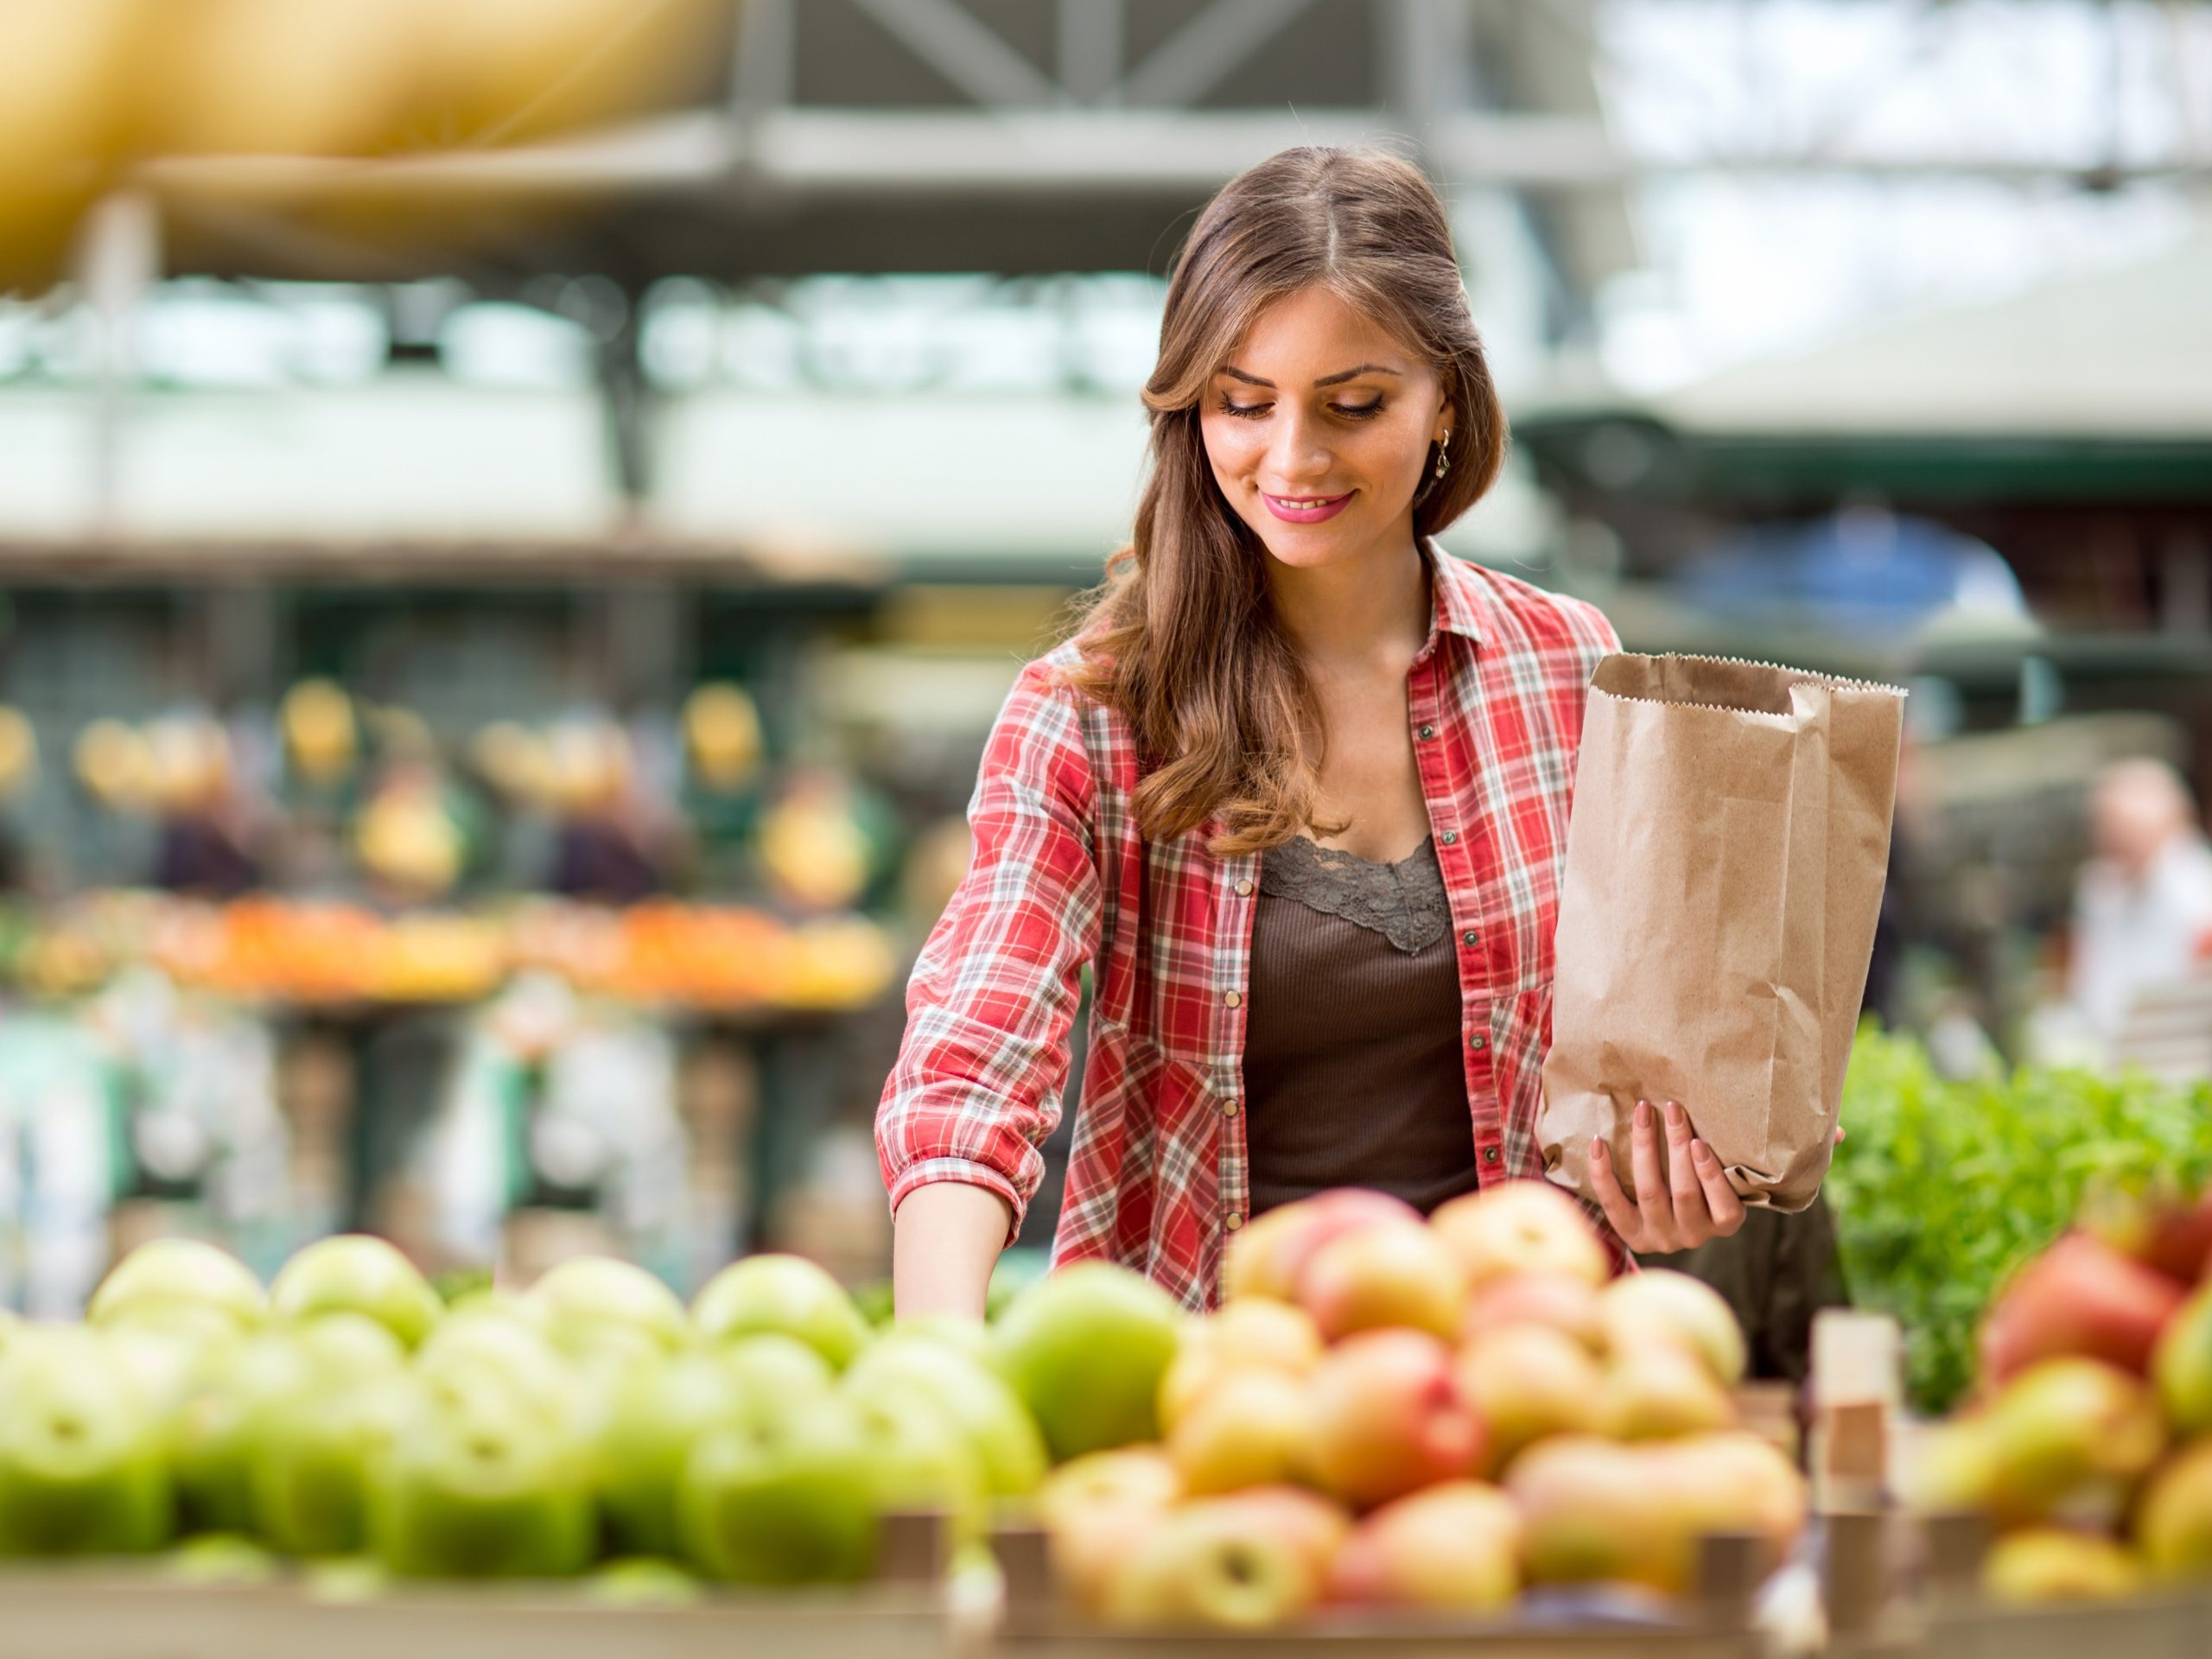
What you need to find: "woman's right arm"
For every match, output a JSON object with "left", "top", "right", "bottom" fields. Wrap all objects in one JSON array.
[
  {"left": 892, "top": 1183, "right": 1015, "bottom": 1319},
  {"left": 876, "top": 662, "right": 1104, "bottom": 1321}
]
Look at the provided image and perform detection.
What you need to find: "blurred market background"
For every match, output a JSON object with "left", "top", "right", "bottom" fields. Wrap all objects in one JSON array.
[{"left": 0, "top": 0, "right": 2209, "bottom": 1327}]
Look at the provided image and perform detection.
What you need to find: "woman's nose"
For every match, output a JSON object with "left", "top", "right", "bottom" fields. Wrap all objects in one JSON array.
[{"left": 1265, "top": 408, "right": 1332, "bottom": 483}]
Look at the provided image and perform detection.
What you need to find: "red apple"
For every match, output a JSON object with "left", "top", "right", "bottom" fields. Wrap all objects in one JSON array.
[
  {"left": 1102, "top": 1497, "right": 1324, "bottom": 1630},
  {"left": 1296, "top": 1220, "right": 1467, "bottom": 1344},
  {"left": 1452, "top": 1325, "right": 1605, "bottom": 1473},
  {"left": 1156, "top": 1300, "right": 1321, "bottom": 1435},
  {"left": 1307, "top": 1330, "right": 1483, "bottom": 1511},
  {"left": 1510, "top": 1436, "right": 1682, "bottom": 1591},
  {"left": 1461, "top": 1273, "right": 1605, "bottom": 1351},
  {"left": 1328, "top": 1479, "right": 1522, "bottom": 1612},
  {"left": 1167, "top": 1365, "right": 1315, "bottom": 1496},
  {"left": 1035, "top": 1448, "right": 1182, "bottom": 1615},
  {"left": 1979, "top": 1357, "right": 2165, "bottom": 1529},
  {"left": 1221, "top": 1190, "right": 1421, "bottom": 1303},
  {"left": 1599, "top": 1340, "right": 1738, "bottom": 1441},
  {"left": 2079, "top": 1178, "right": 2212, "bottom": 1284},
  {"left": 1207, "top": 1485, "right": 1351, "bottom": 1581},
  {"left": 1599, "top": 1269, "right": 1748, "bottom": 1387},
  {"left": 1980, "top": 1232, "right": 2184, "bottom": 1383},
  {"left": 1430, "top": 1180, "right": 1608, "bottom": 1292},
  {"left": 1650, "top": 1433, "right": 1808, "bottom": 1573}
]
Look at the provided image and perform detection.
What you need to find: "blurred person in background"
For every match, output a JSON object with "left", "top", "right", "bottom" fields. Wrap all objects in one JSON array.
[
  {"left": 2068, "top": 758, "right": 2212, "bottom": 1052},
  {"left": 880, "top": 148, "right": 1768, "bottom": 1319}
]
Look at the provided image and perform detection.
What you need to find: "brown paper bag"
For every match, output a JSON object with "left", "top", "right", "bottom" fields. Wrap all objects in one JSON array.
[{"left": 1539, "top": 653, "right": 1905, "bottom": 1215}]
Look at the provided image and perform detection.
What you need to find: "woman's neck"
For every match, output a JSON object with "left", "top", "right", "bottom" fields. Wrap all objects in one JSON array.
[{"left": 1266, "top": 524, "right": 1433, "bottom": 676}]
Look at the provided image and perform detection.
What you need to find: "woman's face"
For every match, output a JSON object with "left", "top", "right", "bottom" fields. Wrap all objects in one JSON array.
[{"left": 1198, "top": 284, "right": 1450, "bottom": 571}]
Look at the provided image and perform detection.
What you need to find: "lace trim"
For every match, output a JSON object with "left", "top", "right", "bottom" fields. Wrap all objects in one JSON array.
[{"left": 1258, "top": 834, "right": 1450, "bottom": 954}]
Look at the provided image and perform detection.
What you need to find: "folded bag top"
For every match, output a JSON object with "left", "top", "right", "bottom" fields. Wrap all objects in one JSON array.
[{"left": 1539, "top": 653, "right": 1906, "bottom": 1216}]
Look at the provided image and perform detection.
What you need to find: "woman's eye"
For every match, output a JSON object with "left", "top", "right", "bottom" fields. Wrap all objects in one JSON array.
[{"left": 1221, "top": 397, "right": 1389, "bottom": 417}]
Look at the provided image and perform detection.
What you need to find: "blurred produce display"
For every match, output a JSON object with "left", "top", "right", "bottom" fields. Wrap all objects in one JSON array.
[
  {"left": 1829, "top": 1026, "right": 2212, "bottom": 1414},
  {"left": 0, "top": 1185, "right": 1808, "bottom": 1636},
  {"left": 1897, "top": 1169, "right": 2212, "bottom": 1604},
  {"left": 0, "top": 892, "right": 893, "bottom": 1012},
  {"left": 0, "top": 0, "right": 729, "bottom": 289}
]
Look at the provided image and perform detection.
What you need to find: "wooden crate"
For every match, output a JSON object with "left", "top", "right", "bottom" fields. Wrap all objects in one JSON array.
[
  {"left": 0, "top": 1573, "right": 961, "bottom": 1659},
  {"left": 0, "top": 1516, "right": 963, "bottom": 1659}
]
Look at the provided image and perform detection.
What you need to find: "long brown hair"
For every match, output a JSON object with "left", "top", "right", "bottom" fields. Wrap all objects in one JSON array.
[{"left": 1058, "top": 146, "right": 1508, "bottom": 856}]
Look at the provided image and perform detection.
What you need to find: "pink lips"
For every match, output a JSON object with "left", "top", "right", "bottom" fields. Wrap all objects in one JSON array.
[{"left": 1262, "top": 491, "right": 1353, "bottom": 524}]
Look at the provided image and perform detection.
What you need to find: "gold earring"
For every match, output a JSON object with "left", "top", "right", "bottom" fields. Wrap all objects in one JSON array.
[{"left": 1433, "top": 430, "right": 1452, "bottom": 481}]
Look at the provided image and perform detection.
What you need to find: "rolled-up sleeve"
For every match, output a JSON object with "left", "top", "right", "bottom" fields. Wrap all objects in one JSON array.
[{"left": 876, "top": 662, "right": 1103, "bottom": 1240}]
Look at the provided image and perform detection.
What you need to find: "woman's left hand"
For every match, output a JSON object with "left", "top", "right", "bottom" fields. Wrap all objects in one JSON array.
[{"left": 1589, "top": 1099, "right": 1746, "bottom": 1254}]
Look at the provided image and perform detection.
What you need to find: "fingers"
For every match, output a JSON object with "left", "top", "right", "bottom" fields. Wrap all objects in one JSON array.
[
  {"left": 1588, "top": 1135, "right": 1644, "bottom": 1246},
  {"left": 1630, "top": 1100, "right": 1669, "bottom": 1232},
  {"left": 1663, "top": 1101, "right": 1708, "bottom": 1237},
  {"left": 1690, "top": 1136, "right": 1747, "bottom": 1237}
]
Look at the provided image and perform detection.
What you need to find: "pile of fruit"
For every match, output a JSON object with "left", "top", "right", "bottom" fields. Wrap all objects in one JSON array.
[
  {"left": 1030, "top": 1182, "right": 1806, "bottom": 1629},
  {"left": 0, "top": 1185, "right": 1802, "bottom": 1626},
  {"left": 1905, "top": 1183, "right": 2212, "bottom": 1603},
  {"left": 0, "top": 1236, "right": 1046, "bottom": 1589},
  {"left": 3, "top": 893, "right": 897, "bottom": 1012}
]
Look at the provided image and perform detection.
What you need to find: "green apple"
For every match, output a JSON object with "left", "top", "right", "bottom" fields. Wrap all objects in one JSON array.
[
  {"left": 588, "top": 1556, "right": 705, "bottom": 1606},
  {"left": 892, "top": 1313, "right": 996, "bottom": 1367},
  {"left": 720, "top": 1332, "right": 836, "bottom": 1398},
  {"left": 678, "top": 1394, "right": 879, "bottom": 1585},
  {"left": 174, "top": 1332, "right": 317, "bottom": 1532},
  {"left": 252, "top": 1373, "right": 417, "bottom": 1556},
  {"left": 162, "top": 1532, "right": 281, "bottom": 1585},
  {"left": 89, "top": 1238, "right": 266, "bottom": 1338},
  {"left": 369, "top": 1370, "right": 596, "bottom": 1579},
  {"left": 0, "top": 1327, "right": 172, "bottom": 1555},
  {"left": 596, "top": 1349, "right": 764, "bottom": 1557},
  {"left": 100, "top": 1324, "right": 208, "bottom": 1416},
  {"left": 850, "top": 1386, "right": 986, "bottom": 1541},
  {"left": 844, "top": 1336, "right": 1047, "bottom": 1500},
  {"left": 270, "top": 1236, "right": 442, "bottom": 1350},
  {"left": 692, "top": 1255, "right": 870, "bottom": 1372},
  {"left": 416, "top": 1308, "right": 581, "bottom": 1433},
  {"left": 295, "top": 1310, "right": 410, "bottom": 1376},
  {"left": 992, "top": 1264, "right": 1185, "bottom": 1461},
  {"left": 525, "top": 1258, "right": 688, "bottom": 1361},
  {"left": 171, "top": 1314, "right": 406, "bottom": 1534}
]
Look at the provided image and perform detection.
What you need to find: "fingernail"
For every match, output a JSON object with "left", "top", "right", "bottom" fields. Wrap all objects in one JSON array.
[
  {"left": 1590, "top": 1137, "right": 1606, "bottom": 1160},
  {"left": 1693, "top": 1140, "right": 1715, "bottom": 1166},
  {"left": 1666, "top": 1101, "right": 1685, "bottom": 1128},
  {"left": 1635, "top": 1100, "right": 1652, "bottom": 1127}
]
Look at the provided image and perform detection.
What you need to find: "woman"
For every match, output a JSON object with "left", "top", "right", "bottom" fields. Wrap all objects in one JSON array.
[{"left": 877, "top": 147, "right": 1746, "bottom": 1319}]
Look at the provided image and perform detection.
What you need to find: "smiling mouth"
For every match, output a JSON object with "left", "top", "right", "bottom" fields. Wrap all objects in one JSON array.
[{"left": 1265, "top": 493, "right": 1350, "bottom": 511}]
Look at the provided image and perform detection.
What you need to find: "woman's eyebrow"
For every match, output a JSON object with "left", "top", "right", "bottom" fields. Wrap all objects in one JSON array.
[{"left": 1217, "top": 364, "right": 1402, "bottom": 389}]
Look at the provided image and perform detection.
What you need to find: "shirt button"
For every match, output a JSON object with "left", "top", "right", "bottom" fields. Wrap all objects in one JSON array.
[
  {"left": 1440, "top": 830, "right": 1459, "bottom": 845},
  {"left": 1224, "top": 990, "right": 1243, "bottom": 1008},
  {"left": 1224, "top": 1211, "right": 1244, "bottom": 1231},
  {"left": 1462, "top": 930, "right": 1479, "bottom": 947},
  {"left": 1468, "top": 1033, "right": 1489, "bottom": 1052},
  {"left": 1221, "top": 1099, "right": 1240, "bottom": 1117},
  {"left": 1484, "top": 1146, "right": 1499, "bottom": 1164},
  {"left": 1234, "top": 878, "right": 1254, "bottom": 897},
  {"left": 1417, "top": 723, "right": 1437, "bottom": 740}
]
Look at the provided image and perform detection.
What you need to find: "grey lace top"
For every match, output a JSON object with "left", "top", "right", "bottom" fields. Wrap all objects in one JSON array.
[{"left": 1242, "top": 834, "right": 1481, "bottom": 1219}]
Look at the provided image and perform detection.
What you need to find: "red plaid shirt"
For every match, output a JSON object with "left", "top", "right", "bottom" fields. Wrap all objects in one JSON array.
[{"left": 877, "top": 545, "right": 1621, "bottom": 1310}]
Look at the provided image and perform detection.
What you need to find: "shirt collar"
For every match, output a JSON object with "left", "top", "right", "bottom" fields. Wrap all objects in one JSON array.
[{"left": 1421, "top": 537, "right": 1487, "bottom": 648}]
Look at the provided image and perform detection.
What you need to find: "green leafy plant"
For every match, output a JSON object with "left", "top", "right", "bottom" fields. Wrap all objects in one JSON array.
[{"left": 1828, "top": 1027, "right": 2212, "bottom": 1414}]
